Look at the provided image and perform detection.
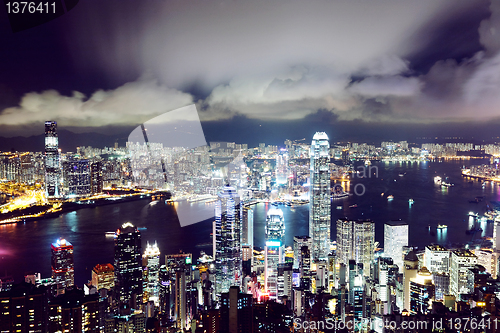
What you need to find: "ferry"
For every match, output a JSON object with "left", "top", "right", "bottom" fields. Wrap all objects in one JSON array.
[
  {"left": 387, "top": 195, "right": 394, "bottom": 201},
  {"left": 336, "top": 206, "right": 343, "bottom": 210},
  {"left": 434, "top": 176, "right": 442, "bottom": 184},
  {"left": 408, "top": 198, "right": 414, "bottom": 204},
  {"left": 468, "top": 212, "right": 479, "bottom": 217},
  {"left": 437, "top": 224, "right": 447, "bottom": 229},
  {"left": 105, "top": 231, "right": 116, "bottom": 237},
  {"left": 349, "top": 204, "right": 358, "bottom": 208}
]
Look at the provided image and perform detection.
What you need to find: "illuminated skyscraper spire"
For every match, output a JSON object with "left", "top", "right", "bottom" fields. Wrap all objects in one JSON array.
[
  {"left": 44, "top": 121, "right": 60, "bottom": 198},
  {"left": 309, "top": 132, "right": 331, "bottom": 261}
]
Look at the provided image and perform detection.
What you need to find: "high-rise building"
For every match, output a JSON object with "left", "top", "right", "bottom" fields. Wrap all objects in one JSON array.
[
  {"left": 293, "top": 236, "right": 312, "bottom": 269},
  {"left": 449, "top": 249, "right": 477, "bottom": 299},
  {"left": 90, "top": 161, "right": 103, "bottom": 194},
  {"left": 424, "top": 244, "right": 450, "bottom": 274},
  {"left": 240, "top": 204, "right": 254, "bottom": 250},
  {"left": 48, "top": 288, "right": 100, "bottom": 332},
  {"left": 219, "top": 286, "right": 253, "bottom": 333},
  {"left": 309, "top": 132, "right": 331, "bottom": 261},
  {"left": 275, "top": 150, "right": 289, "bottom": 185},
  {"left": 409, "top": 267, "right": 434, "bottom": 315},
  {"left": 214, "top": 186, "right": 241, "bottom": 297},
  {"left": 264, "top": 208, "right": 285, "bottom": 299},
  {"left": 143, "top": 241, "right": 160, "bottom": 305},
  {"left": 114, "top": 222, "right": 143, "bottom": 314},
  {"left": 384, "top": 221, "right": 409, "bottom": 272},
  {"left": 91, "top": 263, "right": 114, "bottom": 291},
  {"left": 44, "top": 121, "right": 60, "bottom": 198},
  {"left": 433, "top": 273, "right": 450, "bottom": 300},
  {"left": 403, "top": 251, "right": 418, "bottom": 312},
  {"left": 51, "top": 238, "right": 74, "bottom": 294},
  {"left": 336, "top": 219, "right": 375, "bottom": 275},
  {"left": 63, "top": 158, "right": 91, "bottom": 196}
]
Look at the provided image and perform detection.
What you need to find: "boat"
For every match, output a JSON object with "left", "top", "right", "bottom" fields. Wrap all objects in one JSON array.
[
  {"left": 437, "top": 224, "right": 447, "bottom": 229},
  {"left": 468, "top": 212, "right": 479, "bottom": 217},
  {"left": 105, "top": 231, "right": 116, "bottom": 237},
  {"left": 138, "top": 227, "right": 147, "bottom": 231},
  {"left": 441, "top": 177, "right": 454, "bottom": 188},
  {"left": 408, "top": 198, "right": 414, "bottom": 204},
  {"left": 387, "top": 195, "right": 394, "bottom": 201},
  {"left": 336, "top": 206, "right": 343, "bottom": 210},
  {"left": 434, "top": 176, "right": 442, "bottom": 184},
  {"left": 349, "top": 204, "right": 358, "bottom": 208}
]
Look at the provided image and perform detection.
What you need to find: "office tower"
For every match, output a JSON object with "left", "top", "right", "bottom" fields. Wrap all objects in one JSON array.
[
  {"left": 299, "top": 246, "right": 311, "bottom": 278},
  {"left": 240, "top": 204, "right": 254, "bottom": 250},
  {"left": 90, "top": 161, "right": 103, "bottom": 194},
  {"left": 275, "top": 150, "right": 289, "bottom": 185},
  {"left": 494, "top": 218, "right": 500, "bottom": 251},
  {"left": 472, "top": 248, "right": 497, "bottom": 278},
  {"left": 449, "top": 249, "right": 477, "bottom": 299},
  {"left": 293, "top": 236, "right": 312, "bottom": 269},
  {"left": 378, "top": 260, "right": 389, "bottom": 314},
  {"left": 265, "top": 208, "right": 285, "bottom": 299},
  {"left": 63, "top": 158, "right": 91, "bottom": 196},
  {"left": 114, "top": 222, "right": 143, "bottom": 314},
  {"left": 44, "top": 121, "right": 60, "bottom": 198},
  {"left": 214, "top": 186, "right": 241, "bottom": 297},
  {"left": 403, "top": 251, "right": 418, "bottom": 312},
  {"left": 433, "top": 273, "right": 450, "bottom": 300},
  {"left": 48, "top": 289, "right": 100, "bottom": 332},
  {"left": 241, "top": 245, "right": 252, "bottom": 277},
  {"left": 384, "top": 221, "right": 409, "bottom": 272},
  {"left": 309, "top": 132, "right": 331, "bottom": 261},
  {"left": 336, "top": 219, "right": 375, "bottom": 275},
  {"left": 143, "top": 241, "right": 160, "bottom": 305},
  {"left": 51, "top": 238, "right": 74, "bottom": 294},
  {"left": 175, "top": 270, "right": 187, "bottom": 331},
  {"left": 277, "top": 262, "right": 293, "bottom": 302},
  {"left": 0, "top": 282, "right": 49, "bottom": 333},
  {"left": 336, "top": 219, "right": 353, "bottom": 265},
  {"left": 409, "top": 267, "right": 434, "bottom": 315},
  {"left": 219, "top": 286, "right": 253, "bottom": 333},
  {"left": 91, "top": 263, "right": 115, "bottom": 291},
  {"left": 424, "top": 245, "right": 450, "bottom": 274},
  {"left": 342, "top": 149, "right": 350, "bottom": 165}
]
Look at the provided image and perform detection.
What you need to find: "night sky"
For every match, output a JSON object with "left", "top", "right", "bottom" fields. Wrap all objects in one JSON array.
[{"left": 1, "top": 0, "right": 500, "bottom": 145}]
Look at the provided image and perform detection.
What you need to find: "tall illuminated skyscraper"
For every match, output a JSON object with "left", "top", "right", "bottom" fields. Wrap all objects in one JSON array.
[
  {"left": 143, "top": 241, "right": 160, "bottom": 305},
  {"left": 275, "top": 149, "right": 289, "bottom": 185},
  {"left": 214, "top": 186, "right": 241, "bottom": 297},
  {"left": 309, "top": 132, "right": 331, "bottom": 261},
  {"left": 115, "top": 222, "right": 143, "bottom": 314},
  {"left": 384, "top": 220, "right": 409, "bottom": 272},
  {"left": 44, "top": 121, "right": 60, "bottom": 198},
  {"left": 336, "top": 219, "right": 375, "bottom": 276},
  {"left": 265, "top": 208, "right": 285, "bottom": 299},
  {"left": 449, "top": 249, "right": 477, "bottom": 299},
  {"left": 51, "top": 238, "right": 74, "bottom": 294}
]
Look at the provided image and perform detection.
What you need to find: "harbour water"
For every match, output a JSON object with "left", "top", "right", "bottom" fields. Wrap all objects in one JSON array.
[{"left": 0, "top": 158, "right": 498, "bottom": 286}]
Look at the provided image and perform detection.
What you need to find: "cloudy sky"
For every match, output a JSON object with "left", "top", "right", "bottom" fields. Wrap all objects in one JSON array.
[{"left": 1, "top": 0, "right": 500, "bottom": 142}]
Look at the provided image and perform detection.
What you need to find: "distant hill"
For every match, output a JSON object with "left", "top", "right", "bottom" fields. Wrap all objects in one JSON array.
[{"left": 0, "top": 130, "right": 130, "bottom": 152}]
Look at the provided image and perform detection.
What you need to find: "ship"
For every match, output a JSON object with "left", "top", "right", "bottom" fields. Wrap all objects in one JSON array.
[
  {"left": 434, "top": 176, "right": 442, "bottom": 184},
  {"left": 387, "top": 195, "right": 394, "bottom": 201},
  {"left": 349, "top": 204, "right": 358, "bottom": 208},
  {"left": 408, "top": 198, "right": 414, "bottom": 204},
  {"left": 437, "top": 224, "right": 447, "bottom": 229}
]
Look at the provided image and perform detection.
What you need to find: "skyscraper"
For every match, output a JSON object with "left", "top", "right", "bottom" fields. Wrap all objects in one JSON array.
[
  {"left": 91, "top": 263, "right": 114, "bottom": 291},
  {"left": 309, "top": 132, "right": 331, "bottom": 261},
  {"left": 143, "top": 241, "right": 160, "bottom": 305},
  {"left": 114, "top": 222, "right": 143, "bottom": 314},
  {"left": 409, "top": 267, "right": 434, "bottom": 315},
  {"left": 63, "top": 158, "right": 91, "bottom": 196},
  {"left": 51, "top": 238, "right": 74, "bottom": 294},
  {"left": 265, "top": 208, "right": 285, "bottom": 299},
  {"left": 336, "top": 219, "right": 375, "bottom": 275},
  {"left": 240, "top": 203, "right": 254, "bottom": 250},
  {"left": 214, "top": 186, "right": 241, "bottom": 297},
  {"left": 384, "top": 221, "right": 409, "bottom": 272},
  {"left": 424, "top": 244, "right": 450, "bottom": 274},
  {"left": 44, "top": 121, "right": 60, "bottom": 198},
  {"left": 449, "top": 249, "right": 477, "bottom": 299},
  {"left": 293, "top": 236, "right": 312, "bottom": 269}
]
